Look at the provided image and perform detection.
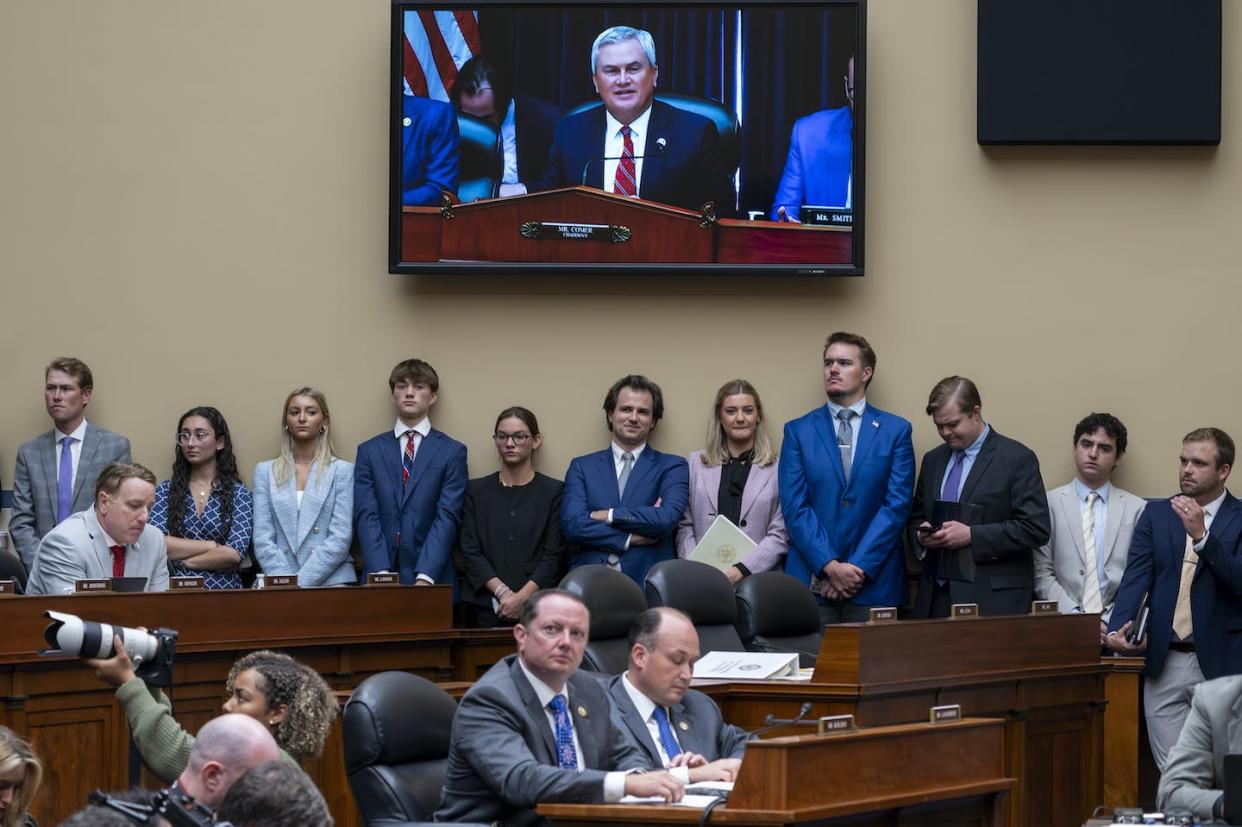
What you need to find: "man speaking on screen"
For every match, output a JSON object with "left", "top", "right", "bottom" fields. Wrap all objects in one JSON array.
[{"left": 537, "top": 25, "right": 734, "bottom": 214}]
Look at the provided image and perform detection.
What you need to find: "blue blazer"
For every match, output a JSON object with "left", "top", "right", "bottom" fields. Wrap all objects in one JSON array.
[
  {"left": 769, "top": 106, "right": 853, "bottom": 221},
  {"left": 779, "top": 404, "right": 915, "bottom": 607},
  {"left": 252, "top": 458, "right": 356, "bottom": 587},
  {"left": 402, "top": 94, "right": 460, "bottom": 206},
  {"left": 561, "top": 446, "right": 689, "bottom": 584},
  {"left": 353, "top": 428, "right": 468, "bottom": 587},
  {"left": 1109, "top": 494, "right": 1242, "bottom": 680}
]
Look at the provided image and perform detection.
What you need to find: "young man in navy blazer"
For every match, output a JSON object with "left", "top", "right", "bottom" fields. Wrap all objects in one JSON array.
[
  {"left": 780, "top": 332, "right": 915, "bottom": 624},
  {"left": 353, "top": 359, "right": 467, "bottom": 587},
  {"left": 562, "top": 375, "right": 689, "bottom": 585}
]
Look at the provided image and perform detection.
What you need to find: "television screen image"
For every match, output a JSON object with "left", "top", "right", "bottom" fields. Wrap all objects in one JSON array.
[{"left": 390, "top": 1, "right": 864, "bottom": 275}]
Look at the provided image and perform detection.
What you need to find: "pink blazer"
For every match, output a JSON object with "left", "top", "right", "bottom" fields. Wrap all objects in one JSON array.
[{"left": 676, "top": 450, "right": 788, "bottom": 573}]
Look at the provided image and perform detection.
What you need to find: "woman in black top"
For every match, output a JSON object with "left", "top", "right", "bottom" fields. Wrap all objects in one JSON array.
[{"left": 459, "top": 407, "right": 566, "bottom": 627}]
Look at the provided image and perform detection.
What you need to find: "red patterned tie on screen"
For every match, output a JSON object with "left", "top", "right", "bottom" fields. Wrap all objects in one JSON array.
[
  {"left": 110, "top": 545, "right": 125, "bottom": 578},
  {"left": 614, "top": 126, "right": 637, "bottom": 197}
]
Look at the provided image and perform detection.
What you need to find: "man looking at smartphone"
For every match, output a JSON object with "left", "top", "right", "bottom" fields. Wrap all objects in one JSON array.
[{"left": 1107, "top": 428, "right": 1242, "bottom": 770}]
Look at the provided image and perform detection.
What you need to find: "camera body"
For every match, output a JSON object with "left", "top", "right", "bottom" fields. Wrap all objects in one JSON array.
[
  {"left": 41, "top": 611, "right": 179, "bottom": 686},
  {"left": 88, "top": 786, "right": 231, "bottom": 827}
]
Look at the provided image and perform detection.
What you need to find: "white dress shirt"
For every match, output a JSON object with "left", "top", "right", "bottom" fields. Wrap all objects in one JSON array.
[
  {"left": 1072, "top": 478, "right": 1111, "bottom": 598},
  {"left": 393, "top": 417, "right": 434, "bottom": 583},
  {"left": 1192, "top": 489, "right": 1227, "bottom": 552},
  {"left": 607, "top": 443, "right": 647, "bottom": 551},
  {"left": 602, "top": 106, "right": 653, "bottom": 196},
  {"left": 620, "top": 671, "right": 691, "bottom": 783},
  {"left": 55, "top": 419, "right": 89, "bottom": 489}
]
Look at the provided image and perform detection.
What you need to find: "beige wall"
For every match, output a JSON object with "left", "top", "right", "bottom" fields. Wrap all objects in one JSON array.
[{"left": 1, "top": 1, "right": 1237, "bottom": 501}]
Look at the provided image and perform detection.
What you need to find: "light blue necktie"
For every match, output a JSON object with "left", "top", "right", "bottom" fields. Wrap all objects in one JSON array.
[
  {"left": 836, "top": 409, "right": 855, "bottom": 482},
  {"left": 547, "top": 695, "right": 578, "bottom": 770},
  {"left": 651, "top": 706, "right": 683, "bottom": 762},
  {"left": 57, "top": 436, "right": 76, "bottom": 522}
]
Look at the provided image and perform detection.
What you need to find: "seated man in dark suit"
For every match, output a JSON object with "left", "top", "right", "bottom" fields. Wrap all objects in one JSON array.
[
  {"left": 400, "top": 93, "right": 460, "bottom": 206},
  {"left": 451, "top": 54, "right": 561, "bottom": 197},
  {"left": 436, "top": 590, "right": 683, "bottom": 826},
  {"left": 537, "top": 25, "right": 733, "bottom": 214},
  {"left": 607, "top": 608, "right": 749, "bottom": 781}
]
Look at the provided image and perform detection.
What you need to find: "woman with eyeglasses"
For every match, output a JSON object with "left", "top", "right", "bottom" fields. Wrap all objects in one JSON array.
[
  {"left": 150, "top": 406, "right": 253, "bottom": 589},
  {"left": 458, "top": 406, "right": 566, "bottom": 627},
  {"left": 252, "top": 388, "right": 355, "bottom": 586},
  {"left": 677, "top": 379, "right": 788, "bottom": 585}
]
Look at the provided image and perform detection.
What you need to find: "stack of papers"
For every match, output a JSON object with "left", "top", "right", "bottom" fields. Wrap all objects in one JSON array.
[
  {"left": 692, "top": 650, "right": 801, "bottom": 681},
  {"left": 688, "top": 515, "right": 757, "bottom": 571}
]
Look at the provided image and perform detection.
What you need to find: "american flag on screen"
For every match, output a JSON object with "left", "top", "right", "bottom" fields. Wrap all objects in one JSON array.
[{"left": 402, "top": 10, "right": 482, "bottom": 102}]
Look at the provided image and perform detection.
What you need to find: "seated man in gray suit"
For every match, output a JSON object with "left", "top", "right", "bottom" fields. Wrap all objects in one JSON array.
[
  {"left": 607, "top": 608, "right": 749, "bottom": 781},
  {"left": 1157, "top": 674, "right": 1242, "bottom": 822},
  {"left": 435, "top": 589, "right": 684, "bottom": 826},
  {"left": 10, "top": 357, "right": 131, "bottom": 568},
  {"left": 27, "top": 462, "right": 168, "bottom": 594},
  {"left": 1035, "top": 413, "right": 1146, "bottom": 645}
]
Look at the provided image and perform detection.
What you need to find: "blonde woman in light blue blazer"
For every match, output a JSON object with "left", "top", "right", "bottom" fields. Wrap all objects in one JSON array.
[{"left": 252, "top": 387, "right": 356, "bottom": 586}]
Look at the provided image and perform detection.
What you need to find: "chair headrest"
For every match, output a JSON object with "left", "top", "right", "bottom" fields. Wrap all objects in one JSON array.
[
  {"left": 734, "top": 571, "right": 821, "bottom": 638},
  {"left": 342, "top": 671, "right": 457, "bottom": 772},
  {"left": 560, "top": 565, "right": 648, "bottom": 639},
  {"left": 644, "top": 559, "right": 737, "bottom": 625}
]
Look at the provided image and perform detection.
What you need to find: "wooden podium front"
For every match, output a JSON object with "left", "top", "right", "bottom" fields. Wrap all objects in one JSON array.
[{"left": 540, "top": 717, "right": 1013, "bottom": 825}]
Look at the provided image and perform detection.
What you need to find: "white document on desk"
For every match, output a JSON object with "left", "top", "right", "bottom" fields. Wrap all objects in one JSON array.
[
  {"left": 692, "top": 650, "right": 800, "bottom": 681},
  {"left": 688, "top": 515, "right": 756, "bottom": 571}
]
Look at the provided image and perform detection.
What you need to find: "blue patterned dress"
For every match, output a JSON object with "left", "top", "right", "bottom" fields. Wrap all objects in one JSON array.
[{"left": 150, "top": 480, "right": 253, "bottom": 589}]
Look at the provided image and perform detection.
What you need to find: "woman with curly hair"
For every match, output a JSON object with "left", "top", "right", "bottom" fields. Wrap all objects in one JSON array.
[
  {"left": 0, "top": 726, "right": 42, "bottom": 827},
  {"left": 86, "top": 644, "right": 337, "bottom": 784},
  {"left": 149, "top": 406, "right": 253, "bottom": 589}
]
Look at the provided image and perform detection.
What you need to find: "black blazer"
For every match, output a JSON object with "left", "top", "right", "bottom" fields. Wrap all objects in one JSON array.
[{"left": 908, "top": 428, "right": 1051, "bottom": 616}]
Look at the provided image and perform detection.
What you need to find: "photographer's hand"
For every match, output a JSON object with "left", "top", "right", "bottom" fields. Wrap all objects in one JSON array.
[{"left": 85, "top": 635, "right": 137, "bottom": 687}]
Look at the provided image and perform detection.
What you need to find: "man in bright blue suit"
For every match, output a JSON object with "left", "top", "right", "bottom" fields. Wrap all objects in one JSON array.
[
  {"left": 401, "top": 93, "right": 460, "bottom": 206},
  {"left": 780, "top": 332, "right": 914, "bottom": 624},
  {"left": 354, "top": 358, "right": 467, "bottom": 587},
  {"left": 1106, "top": 427, "right": 1242, "bottom": 770},
  {"left": 769, "top": 57, "right": 854, "bottom": 222},
  {"left": 562, "top": 375, "right": 689, "bottom": 585}
]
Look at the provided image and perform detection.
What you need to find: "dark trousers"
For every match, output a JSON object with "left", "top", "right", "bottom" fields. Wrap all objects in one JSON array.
[
  {"left": 464, "top": 603, "right": 516, "bottom": 629},
  {"left": 818, "top": 599, "right": 875, "bottom": 625},
  {"left": 927, "top": 579, "right": 954, "bottom": 619}
]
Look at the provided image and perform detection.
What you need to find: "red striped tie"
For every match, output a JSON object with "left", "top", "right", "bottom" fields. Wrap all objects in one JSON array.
[
  {"left": 613, "top": 126, "right": 637, "bottom": 197},
  {"left": 110, "top": 545, "right": 126, "bottom": 578}
]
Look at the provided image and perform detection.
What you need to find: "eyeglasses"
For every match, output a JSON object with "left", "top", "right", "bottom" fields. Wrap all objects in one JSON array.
[
  {"left": 493, "top": 432, "right": 533, "bottom": 445},
  {"left": 176, "top": 430, "right": 213, "bottom": 445}
]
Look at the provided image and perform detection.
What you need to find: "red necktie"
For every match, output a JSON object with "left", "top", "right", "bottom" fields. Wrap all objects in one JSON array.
[
  {"left": 613, "top": 126, "right": 637, "bottom": 197},
  {"left": 402, "top": 431, "right": 416, "bottom": 486},
  {"left": 110, "top": 545, "right": 126, "bottom": 578}
]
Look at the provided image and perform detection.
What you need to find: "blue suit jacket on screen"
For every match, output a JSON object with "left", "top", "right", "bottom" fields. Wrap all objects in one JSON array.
[
  {"left": 353, "top": 428, "right": 467, "bottom": 588},
  {"left": 561, "top": 446, "right": 689, "bottom": 584},
  {"left": 538, "top": 100, "right": 733, "bottom": 214},
  {"left": 401, "top": 94, "right": 460, "bottom": 206},
  {"left": 779, "top": 404, "right": 914, "bottom": 606},
  {"left": 769, "top": 106, "right": 852, "bottom": 221},
  {"left": 1109, "top": 494, "right": 1242, "bottom": 680}
]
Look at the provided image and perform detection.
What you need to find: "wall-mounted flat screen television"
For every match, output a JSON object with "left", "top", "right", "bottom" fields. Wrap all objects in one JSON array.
[{"left": 389, "top": 0, "right": 864, "bottom": 275}]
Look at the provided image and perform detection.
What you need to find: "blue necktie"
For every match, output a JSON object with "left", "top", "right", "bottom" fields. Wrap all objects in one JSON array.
[
  {"left": 547, "top": 695, "right": 578, "bottom": 770},
  {"left": 940, "top": 451, "right": 965, "bottom": 503},
  {"left": 651, "top": 706, "right": 682, "bottom": 762},
  {"left": 57, "top": 436, "right": 76, "bottom": 522}
]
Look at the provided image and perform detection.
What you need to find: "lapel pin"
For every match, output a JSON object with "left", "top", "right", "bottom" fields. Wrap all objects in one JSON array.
[
  {"left": 872, "top": 420, "right": 879, "bottom": 428},
  {"left": 577, "top": 705, "right": 588, "bottom": 718},
  {"left": 678, "top": 721, "right": 689, "bottom": 731},
  {"left": 402, "top": 116, "right": 412, "bottom": 127}
]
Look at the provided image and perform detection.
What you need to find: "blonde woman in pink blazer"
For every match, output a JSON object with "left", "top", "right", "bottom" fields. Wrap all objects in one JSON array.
[{"left": 676, "top": 379, "right": 789, "bottom": 585}]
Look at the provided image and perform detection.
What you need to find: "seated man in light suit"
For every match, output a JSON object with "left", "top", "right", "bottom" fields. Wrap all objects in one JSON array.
[
  {"left": 561, "top": 375, "right": 689, "bottom": 585},
  {"left": 10, "top": 356, "right": 132, "bottom": 569},
  {"left": 537, "top": 26, "right": 733, "bottom": 214},
  {"left": 1035, "top": 413, "right": 1145, "bottom": 644},
  {"left": 435, "top": 589, "right": 684, "bottom": 826},
  {"left": 607, "top": 608, "right": 749, "bottom": 780},
  {"left": 401, "top": 93, "right": 460, "bottom": 206},
  {"left": 1157, "top": 674, "right": 1242, "bottom": 823},
  {"left": 770, "top": 56, "right": 854, "bottom": 222},
  {"left": 27, "top": 462, "right": 169, "bottom": 594}
]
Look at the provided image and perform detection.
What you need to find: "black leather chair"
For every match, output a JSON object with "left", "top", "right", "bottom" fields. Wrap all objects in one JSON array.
[
  {"left": 559, "top": 565, "right": 647, "bottom": 674},
  {"left": 734, "top": 572, "right": 823, "bottom": 668},
  {"left": 565, "top": 92, "right": 740, "bottom": 176},
  {"left": 643, "top": 559, "right": 746, "bottom": 653},
  {"left": 455, "top": 111, "right": 501, "bottom": 203},
  {"left": 0, "top": 546, "right": 28, "bottom": 593},
  {"left": 342, "top": 671, "right": 458, "bottom": 826}
]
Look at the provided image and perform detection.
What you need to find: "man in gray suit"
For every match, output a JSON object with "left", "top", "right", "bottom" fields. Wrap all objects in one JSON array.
[
  {"left": 1157, "top": 674, "right": 1242, "bottom": 822},
  {"left": 1035, "top": 413, "right": 1146, "bottom": 645},
  {"left": 27, "top": 462, "right": 168, "bottom": 595},
  {"left": 10, "top": 357, "right": 131, "bottom": 568},
  {"left": 435, "top": 589, "right": 683, "bottom": 826},
  {"left": 607, "top": 608, "right": 749, "bottom": 780}
]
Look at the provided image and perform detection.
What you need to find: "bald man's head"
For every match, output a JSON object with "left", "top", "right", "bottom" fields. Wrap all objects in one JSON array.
[{"left": 179, "top": 713, "right": 280, "bottom": 808}]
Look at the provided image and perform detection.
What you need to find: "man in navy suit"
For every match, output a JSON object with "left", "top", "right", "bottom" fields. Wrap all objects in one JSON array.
[
  {"left": 401, "top": 94, "right": 460, "bottom": 206},
  {"left": 353, "top": 359, "right": 467, "bottom": 586},
  {"left": 537, "top": 26, "right": 733, "bottom": 214},
  {"left": 1107, "top": 428, "right": 1242, "bottom": 770},
  {"left": 562, "top": 375, "right": 689, "bottom": 585},
  {"left": 780, "top": 332, "right": 915, "bottom": 624},
  {"left": 770, "top": 56, "right": 854, "bottom": 222}
]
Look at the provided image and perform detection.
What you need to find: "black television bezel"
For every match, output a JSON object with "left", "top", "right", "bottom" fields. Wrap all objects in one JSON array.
[{"left": 388, "top": 0, "right": 865, "bottom": 276}]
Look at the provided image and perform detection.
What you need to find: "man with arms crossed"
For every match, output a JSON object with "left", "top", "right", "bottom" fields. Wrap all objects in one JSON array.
[
  {"left": 1035, "top": 413, "right": 1145, "bottom": 644},
  {"left": 1107, "top": 428, "right": 1242, "bottom": 770},
  {"left": 780, "top": 332, "right": 914, "bottom": 623},
  {"left": 10, "top": 357, "right": 131, "bottom": 569},
  {"left": 436, "top": 589, "right": 683, "bottom": 826}
]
